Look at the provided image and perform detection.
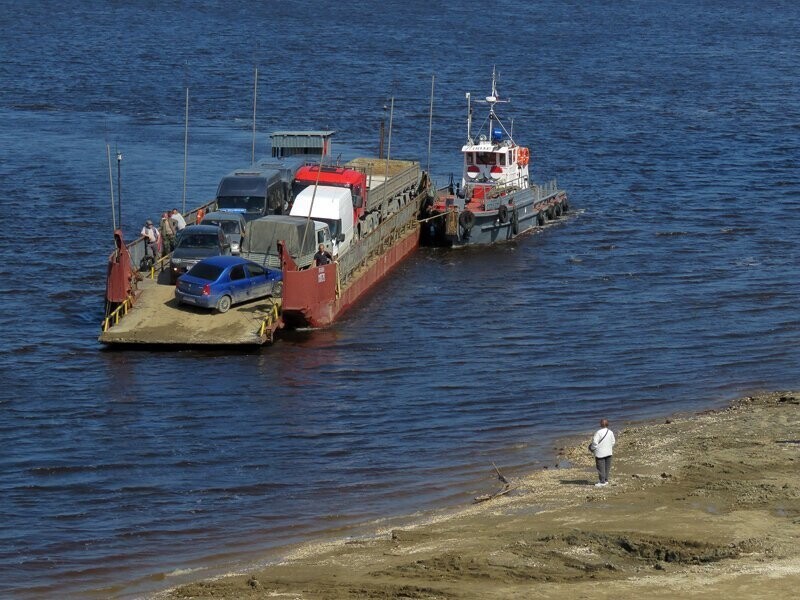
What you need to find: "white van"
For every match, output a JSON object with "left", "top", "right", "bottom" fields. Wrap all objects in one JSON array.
[{"left": 289, "top": 185, "right": 353, "bottom": 256}]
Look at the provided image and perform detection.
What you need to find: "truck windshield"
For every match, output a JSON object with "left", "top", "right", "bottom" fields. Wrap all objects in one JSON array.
[
  {"left": 316, "top": 218, "right": 341, "bottom": 238},
  {"left": 217, "top": 196, "right": 265, "bottom": 212}
]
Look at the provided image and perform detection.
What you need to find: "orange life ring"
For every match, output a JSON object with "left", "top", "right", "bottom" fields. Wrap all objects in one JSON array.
[{"left": 517, "top": 147, "right": 530, "bottom": 166}]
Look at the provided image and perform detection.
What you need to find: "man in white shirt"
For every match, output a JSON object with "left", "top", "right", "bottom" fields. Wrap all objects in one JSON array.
[
  {"left": 170, "top": 208, "right": 187, "bottom": 231},
  {"left": 590, "top": 418, "right": 616, "bottom": 487}
]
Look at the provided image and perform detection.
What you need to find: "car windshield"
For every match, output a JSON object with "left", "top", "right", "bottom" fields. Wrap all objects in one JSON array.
[
  {"left": 178, "top": 234, "right": 219, "bottom": 249},
  {"left": 187, "top": 263, "right": 223, "bottom": 281},
  {"left": 205, "top": 220, "right": 240, "bottom": 234}
]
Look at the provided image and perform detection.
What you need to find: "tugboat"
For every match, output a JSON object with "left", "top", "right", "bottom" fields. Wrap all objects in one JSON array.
[{"left": 422, "top": 70, "right": 568, "bottom": 247}]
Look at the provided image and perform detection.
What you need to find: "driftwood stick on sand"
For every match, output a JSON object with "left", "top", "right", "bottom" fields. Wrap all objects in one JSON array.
[{"left": 474, "top": 462, "right": 513, "bottom": 503}]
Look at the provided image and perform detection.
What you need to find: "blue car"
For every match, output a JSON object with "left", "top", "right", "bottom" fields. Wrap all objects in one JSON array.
[{"left": 175, "top": 256, "right": 282, "bottom": 313}]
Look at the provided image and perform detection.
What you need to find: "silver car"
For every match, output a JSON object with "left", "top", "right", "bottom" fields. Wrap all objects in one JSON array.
[{"left": 202, "top": 211, "right": 247, "bottom": 255}]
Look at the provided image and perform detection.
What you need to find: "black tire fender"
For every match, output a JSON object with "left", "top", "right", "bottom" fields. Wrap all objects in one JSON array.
[
  {"left": 458, "top": 209, "right": 475, "bottom": 231},
  {"left": 497, "top": 204, "right": 508, "bottom": 223}
]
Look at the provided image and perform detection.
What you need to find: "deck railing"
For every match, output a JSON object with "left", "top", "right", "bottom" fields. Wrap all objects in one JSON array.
[{"left": 337, "top": 196, "right": 420, "bottom": 286}]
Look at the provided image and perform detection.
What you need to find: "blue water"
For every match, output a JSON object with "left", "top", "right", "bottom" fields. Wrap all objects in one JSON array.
[{"left": 1, "top": 0, "right": 799, "bottom": 597}]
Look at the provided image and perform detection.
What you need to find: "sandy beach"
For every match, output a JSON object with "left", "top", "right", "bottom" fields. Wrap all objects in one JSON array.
[{"left": 162, "top": 392, "right": 800, "bottom": 599}]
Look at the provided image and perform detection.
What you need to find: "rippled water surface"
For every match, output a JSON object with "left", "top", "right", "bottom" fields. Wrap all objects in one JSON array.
[{"left": 1, "top": 1, "right": 799, "bottom": 597}]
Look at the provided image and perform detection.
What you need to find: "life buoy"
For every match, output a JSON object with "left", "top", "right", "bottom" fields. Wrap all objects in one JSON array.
[
  {"left": 497, "top": 204, "right": 509, "bottom": 223},
  {"left": 517, "top": 147, "right": 530, "bottom": 167},
  {"left": 458, "top": 209, "right": 475, "bottom": 231}
]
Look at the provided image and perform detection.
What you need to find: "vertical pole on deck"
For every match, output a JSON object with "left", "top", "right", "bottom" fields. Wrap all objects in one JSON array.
[
  {"left": 107, "top": 144, "right": 116, "bottom": 231},
  {"left": 386, "top": 96, "right": 394, "bottom": 163},
  {"left": 116, "top": 148, "right": 122, "bottom": 230},
  {"left": 384, "top": 96, "right": 394, "bottom": 186},
  {"left": 378, "top": 115, "right": 385, "bottom": 160},
  {"left": 427, "top": 74, "right": 435, "bottom": 175},
  {"left": 182, "top": 87, "right": 189, "bottom": 214},
  {"left": 251, "top": 66, "right": 258, "bottom": 165}
]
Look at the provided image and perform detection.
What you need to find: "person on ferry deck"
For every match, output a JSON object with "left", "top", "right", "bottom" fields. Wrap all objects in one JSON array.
[
  {"left": 141, "top": 219, "right": 160, "bottom": 259},
  {"left": 170, "top": 208, "right": 187, "bottom": 231},
  {"left": 159, "top": 212, "right": 176, "bottom": 255},
  {"left": 314, "top": 244, "right": 332, "bottom": 266}
]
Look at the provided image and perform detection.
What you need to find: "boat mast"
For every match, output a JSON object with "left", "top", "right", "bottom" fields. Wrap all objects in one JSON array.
[
  {"left": 487, "top": 67, "right": 498, "bottom": 141},
  {"left": 466, "top": 92, "right": 472, "bottom": 143}
]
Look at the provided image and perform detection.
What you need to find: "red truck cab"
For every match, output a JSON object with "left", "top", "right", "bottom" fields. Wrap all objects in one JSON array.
[{"left": 293, "top": 164, "right": 367, "bottom": 224}]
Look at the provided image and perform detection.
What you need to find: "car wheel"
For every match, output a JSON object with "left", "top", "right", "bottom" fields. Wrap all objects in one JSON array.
[{"left": 216, "top": 295, "right": 232, "bottom": 313}]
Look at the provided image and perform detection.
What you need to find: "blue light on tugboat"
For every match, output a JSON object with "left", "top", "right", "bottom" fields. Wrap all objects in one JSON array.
[{"left": 491, "top": 127, "right": 503, "bottom": 142}]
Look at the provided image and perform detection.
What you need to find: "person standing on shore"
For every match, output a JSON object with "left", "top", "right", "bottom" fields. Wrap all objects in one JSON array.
[{"left": 591, "top": 418, "right": 616, "bottom": 487}]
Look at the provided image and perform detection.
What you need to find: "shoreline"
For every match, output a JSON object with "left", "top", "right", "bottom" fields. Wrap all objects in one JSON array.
[{"left": 160, "top": 391, "right": 800, "bottom": 599}]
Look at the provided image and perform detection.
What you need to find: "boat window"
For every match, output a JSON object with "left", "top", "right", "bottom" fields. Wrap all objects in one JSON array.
[
  {"left": 187, "top": 263, "right": 223, "bottom": 281},
  {"left": 499, "top": 154, "right": 506, "bottom": 166},
  {"left": 465, "top": 153, "right": 474, "bottom": 166},
  {"left": 475, "top": 152, "right": 496, "bottom": 165},
  {"left": 230, "top": 265, "right": 246, "bottom": 281}
]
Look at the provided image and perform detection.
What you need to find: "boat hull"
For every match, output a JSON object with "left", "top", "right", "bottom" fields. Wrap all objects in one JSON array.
[
  {"left": 423, "top": 187, "right": 568, "bottom": 247},
  {"left": 281, "top": 224, "right": 420, "bottom": 328}
]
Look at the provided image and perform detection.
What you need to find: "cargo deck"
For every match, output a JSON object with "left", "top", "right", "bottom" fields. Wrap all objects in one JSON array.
[{"left": 100, "top": 276, "right": 282, "bottom": 346}]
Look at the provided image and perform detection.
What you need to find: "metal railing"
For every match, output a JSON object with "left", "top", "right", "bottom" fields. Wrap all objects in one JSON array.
[
  {"left": 532, "top": 179, "right": 560, "bottom": 203},
  {"left": 337, "top": 196, "right": 420, "bottom": 286},
  {"left": 102, "top": 294, "right": 135, "bottom": 331},
  {"left": 258, "top": 302, "right": 281, "bottom": 338},
  {"left": 126, "top": 199, "right": 218, "bottom": 272}
]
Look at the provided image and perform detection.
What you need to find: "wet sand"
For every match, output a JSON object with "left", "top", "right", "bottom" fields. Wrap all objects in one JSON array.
[{"left": 162, "top": 392, "right": 800, "bottom": 599}]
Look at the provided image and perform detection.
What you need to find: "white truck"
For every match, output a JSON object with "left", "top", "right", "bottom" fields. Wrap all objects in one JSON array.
[{"left": 289, "top": 185, "right": 353, "bottom": 257}]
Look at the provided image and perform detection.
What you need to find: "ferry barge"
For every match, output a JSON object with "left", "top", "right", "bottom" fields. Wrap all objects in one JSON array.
[
  {"left": 100, "top": 132, "right": 429, "bottom": 346},
  {"left": 423, "top": 71, "right": 569, "bottom": 247}
]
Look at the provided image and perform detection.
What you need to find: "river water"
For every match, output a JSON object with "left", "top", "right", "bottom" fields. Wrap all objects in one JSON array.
[{"left": 1, "top": 1, "right": 799, "bottom": 597}]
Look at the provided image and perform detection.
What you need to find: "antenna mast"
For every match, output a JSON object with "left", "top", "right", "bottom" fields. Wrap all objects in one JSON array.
[{"left": 466, "top": 92, "right": 472, "bottom": 143}]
